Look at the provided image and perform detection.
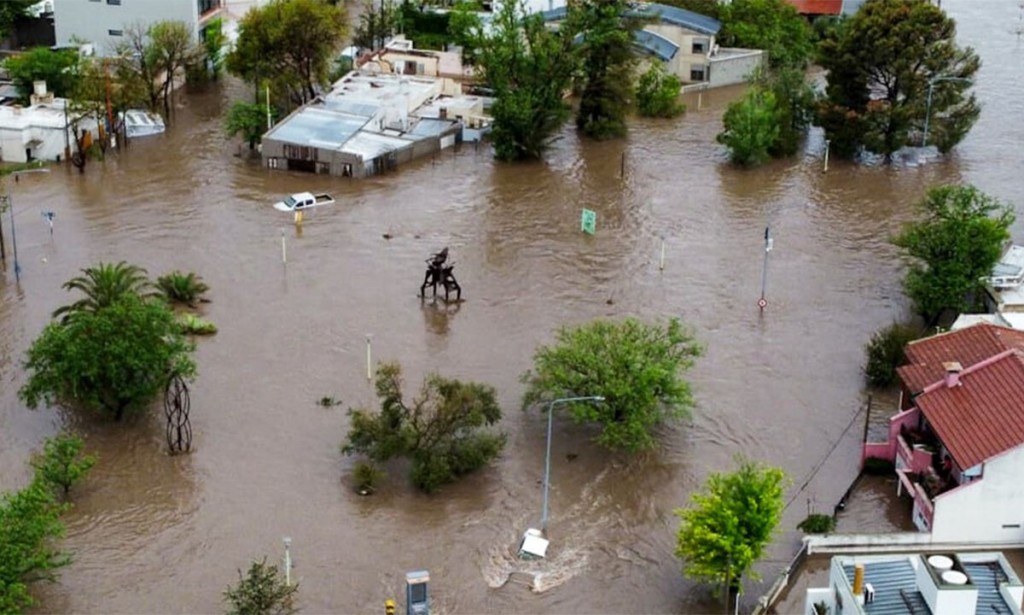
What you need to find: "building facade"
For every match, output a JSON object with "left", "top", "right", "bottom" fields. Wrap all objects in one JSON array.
[
  {"left": 54, "top": 0, "right": 222, "bottom": 55},
  {"left": 862, "top": 324, "right": 1024, "bottom": 544}
]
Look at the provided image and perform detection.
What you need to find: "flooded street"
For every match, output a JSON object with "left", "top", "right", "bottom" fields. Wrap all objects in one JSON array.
[{"left": 1, "top": 1, "right": 1022, "bottom": 612}]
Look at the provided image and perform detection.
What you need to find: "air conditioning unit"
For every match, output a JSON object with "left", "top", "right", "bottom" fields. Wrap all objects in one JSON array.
[{"left": 864, "top": 583, "right": 875, "bottom": 604}]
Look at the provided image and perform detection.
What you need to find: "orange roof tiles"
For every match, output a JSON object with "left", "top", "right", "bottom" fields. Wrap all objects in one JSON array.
[
  {"left": 785, "top": 0, "right": 842, "bottom": 14},
  {"left": 897, "top": 324, "right": 1024, "bottom": 394},
  {"left": 916, "top": 351, "right": 1024, "bottom": 469}
]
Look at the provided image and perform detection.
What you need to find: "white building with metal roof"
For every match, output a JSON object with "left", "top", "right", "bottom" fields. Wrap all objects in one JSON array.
[
  {"left": 261, "top": 70, "right": 488, "bottom": 178},
  {"left": 805, "top": 552, "right": 1023, "bottom": 615}
]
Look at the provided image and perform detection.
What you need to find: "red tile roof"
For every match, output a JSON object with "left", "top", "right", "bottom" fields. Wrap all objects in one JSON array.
[
  {"left": 785, "top": 0, "right": 842, "bottom": 14},
  {"left": 897, "top": 324, "right": 1024, "bottom": 394},
  {"left": 916, "top": 351, "right": 1024, "bottom": 469}
]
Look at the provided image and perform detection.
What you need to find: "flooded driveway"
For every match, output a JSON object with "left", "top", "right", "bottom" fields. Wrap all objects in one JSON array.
[{"left": 1, "top": 1, "right": 1022, "bottom": 612}]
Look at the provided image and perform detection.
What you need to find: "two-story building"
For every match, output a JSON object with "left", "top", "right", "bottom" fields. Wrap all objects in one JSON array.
[
  {"left": 54, "top": 0, "right": 223, "bottom": 55},
  {"left": 862, "top": 324, "right": 1024, "bottom": 543},
  {"left": 539, "top": 3, "right": 763, "bottom": 88}
]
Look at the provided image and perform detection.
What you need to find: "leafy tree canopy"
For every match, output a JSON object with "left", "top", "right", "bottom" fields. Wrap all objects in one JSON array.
[
  {"left": 892, "top": 185, "right": 1014, "bottom": 325},
  {"left": 674, "top": 458, "right": 786, "bottom": 589},
  {"left": 3, "top": 47, "right": 81, "bottom": 102},
  {"left": 718, "top": 0, "right": 814, "bottom": 70},
  {"left": 226, "top": 102, "right": 277, "bottom": 150},
  {"left": 817, "top": 0, "right": 980, "bottom": 159},
  {"left": 342, "top": 362, "right": 506, "bottom": 493},
  {"left": 0, "top": 0, "right": 35, "bottom": 41},
  {"left": 21, "top": 292, "right": 196, "bottom": 421},
  {"left": 521, "top": 318, "right": 702, "bottom": 452},
  {"left": 224, "top": 557, "right": 298, "bottom": 615},
  {"left": 474, "top": 0, "right": 576, "bottom": 161},
  {"left": 227, "top": 0, "right": 348, "bottom": 107},
  {"left": 635, "top": 63, "right": 685, "bottom": 119},
  {"left": 717, "top": 87, "right": 780, "bottom": 166}
]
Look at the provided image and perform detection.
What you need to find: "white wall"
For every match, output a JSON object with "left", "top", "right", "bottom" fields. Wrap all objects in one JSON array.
[
  {"left": 931, "top": 445, "right": 1024, "bottom": 543},
  {"left": 55, "top": 0, "right": 196, "bottom": 56}
]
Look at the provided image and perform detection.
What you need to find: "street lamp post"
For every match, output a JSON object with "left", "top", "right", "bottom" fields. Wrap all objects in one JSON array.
[
  {"left": 922, "top": 76, "right": 973, "bottom": 147},
  {"left": 3, "top": 167, "right": 52, "bottom": 283},
  {"left": 541, "top": 395, "right": 605, "bottom": 532}
]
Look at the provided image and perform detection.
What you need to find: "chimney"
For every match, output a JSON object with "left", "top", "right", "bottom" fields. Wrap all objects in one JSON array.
[
  {"left": 853, "top": 564, "right": 865, "bottom": 605},
  {"left": 33, "top": 81, "right": 47, "bottom": 97},
  {"left": 943, "top": 362, "right": 963, "bottom": 388},
  {"left": 439, "top": 106, "right": 447, "bottom": 120}
]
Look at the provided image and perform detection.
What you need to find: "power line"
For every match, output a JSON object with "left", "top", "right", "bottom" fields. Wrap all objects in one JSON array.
[{"left": 784, "top": 402, "right": 867, "bottom": 512}]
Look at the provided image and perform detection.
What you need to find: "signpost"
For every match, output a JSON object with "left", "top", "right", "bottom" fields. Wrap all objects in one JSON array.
[
  {"left": 759, "top": 226, "right": 772, "bottom": 312},
  {"left": 581, "top": 209, "right": 596, "bottom": 235}
]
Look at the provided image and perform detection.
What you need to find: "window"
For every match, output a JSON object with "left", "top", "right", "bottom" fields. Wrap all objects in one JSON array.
[
  {"left": 108, "top": 29, "right": 123, "bottom": 36},
  {"left": 1003, "top": 524, "right": 1022, "bottom": 529},
  {"left": 107, "top": 0, "right": 122, "bottom": 4},
  {"left": 690, "top": 65, "right": 705, "bottom": 82},
  {"left": 692, "top": 42, "right": 705, "bottom": 54}
]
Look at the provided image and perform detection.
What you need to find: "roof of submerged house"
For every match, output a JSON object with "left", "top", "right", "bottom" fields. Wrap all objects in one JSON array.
[
  {"left": 915, "top": 350, "right": 1024, "bottom": 469},
  {"left": 897, "top": 323, "right": 1024, "bottom": 394}
]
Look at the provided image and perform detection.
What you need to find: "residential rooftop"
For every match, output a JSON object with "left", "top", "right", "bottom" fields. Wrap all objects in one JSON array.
[{"left": 897, "top": 323, "right": 1024, "bottom": 394}]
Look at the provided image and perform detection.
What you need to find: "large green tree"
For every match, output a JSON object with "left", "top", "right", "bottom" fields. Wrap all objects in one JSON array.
[
  {"left": 674, "top": 459, "right": 786, "bottom": 594},
  {"left": 758, "top": 67, "right": 815, "bottom": 157},
  {"left": 569, "top": 0, "right": 638, "bottom": 140},
  {"left": 717, "top": 0, "right": 814, "bottom": 70},
  {"left": 893, "top": 185, "right": 1014, "bottom": 325},
  {"left": 717, "top": 87, "right": 780, "bottom": 166},
  {"left": 22, "top": 293, "right": 196, "bottom": 421},
  {"left": 474, "top": 0, "right": 576, "bottom": 161},
  {"left": 3, "top": 47, "right": 81, "bottom": 102},
  {"left": 817, "top": 0, "right": 980, "bottom": 160},
  {"left": 116, "top": 21, "right": 202, "bottom": 121},
  {"left": 342, "top": 362, "right": 506, "bottom": 493},
  {"left": 521, "top": 318, "right": 702, "bottom": 452},
  {"left": 227, "top": 0, "right": 348, "bottom": 107}
]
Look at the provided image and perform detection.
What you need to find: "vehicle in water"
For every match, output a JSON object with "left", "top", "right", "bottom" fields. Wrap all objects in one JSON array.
[{"left": 273, "top": 192, "right": 336, "bottom": 212}]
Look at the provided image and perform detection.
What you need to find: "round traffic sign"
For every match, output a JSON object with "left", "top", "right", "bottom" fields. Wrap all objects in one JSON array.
[{"left": 757, "top": 298, "right": 768, "bottom": 309}]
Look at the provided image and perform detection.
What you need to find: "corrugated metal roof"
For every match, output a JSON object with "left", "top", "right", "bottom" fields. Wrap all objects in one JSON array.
[
  {"left": 916, "top": 351, "right": 1024, "bottom": 469},
  {"left": 898, "top": 324, "right": 1024, "bottom": 394},
  {"left": 322, "top": 98, "right": 380, "bottom": 118},
  {"left": 266, "top": 107, "right": 369, "bottom": 150},
  {"left": 340, "top": 131, "right": 412, "bottom": 161},
  {"left": 633, "top": 29, "right": 680, "bottom": 61},
  {"left": 842, "top": 560, "right": 928, "bottom": 614},
  {"left": 540, "top": 2, "right": 721, "bottom": 35},
  {"left": 409, "top": 118, "right": 456, "bottom": 137},
  {"left": 962, "top": 561, "right": 1016, "bottom": 614},
  {"left": 627, "top": 3, "right": 721, "bottom": 35}
]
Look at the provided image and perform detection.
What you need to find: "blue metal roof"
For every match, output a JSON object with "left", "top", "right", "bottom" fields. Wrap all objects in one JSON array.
[
  {"left": 627, "top": 3, "right": 721, "bottom": 35},
  {"left": 633, "top": 29, "right": 679, "bottom": 61},
  {"left": 962, "top": 561, "right": 1016, "bottom": 614},
  {"left": 539, "top": 2, "right": 720, "bottom": 35},
  {"left": 842, "top": 561, "right": 928, "bottom": 615}
]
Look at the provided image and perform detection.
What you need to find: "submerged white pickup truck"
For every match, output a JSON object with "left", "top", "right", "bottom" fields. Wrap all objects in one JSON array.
[{"left": 273, "top": 192, "right": 335, "bottom": 212}]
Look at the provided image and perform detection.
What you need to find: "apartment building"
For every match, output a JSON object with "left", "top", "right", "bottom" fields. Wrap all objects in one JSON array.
[{"left": 54, "top": 0, "right": 223, "bottom": 55}]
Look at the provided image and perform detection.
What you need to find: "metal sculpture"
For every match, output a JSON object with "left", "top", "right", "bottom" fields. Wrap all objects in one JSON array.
[
  {"left": 420, "top": 247, "right": 461, "bottom": 302},
  {"left": 164, "top": 374, "right": 192, "bottom": 454}
]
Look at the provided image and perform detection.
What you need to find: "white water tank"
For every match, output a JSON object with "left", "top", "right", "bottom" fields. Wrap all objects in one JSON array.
[
  {"left": 928, "top": 555, "right": 954, "bottom": 571},
  {"left": 942, "top": 570, "right": 968, "bottom": 586}
]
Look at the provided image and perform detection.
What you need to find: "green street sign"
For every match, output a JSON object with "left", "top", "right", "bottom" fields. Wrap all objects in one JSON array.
[{"left": 581, "top": 208, "right": 597, "bottom": 235}]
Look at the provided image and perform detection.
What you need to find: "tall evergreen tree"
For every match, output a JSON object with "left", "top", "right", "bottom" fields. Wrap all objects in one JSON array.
[
  {"left": 570, "top": 0, "right": 639, "bottom": 140},
  {"left": 817, "top": 0, "right": 980, "bottom": 159}
]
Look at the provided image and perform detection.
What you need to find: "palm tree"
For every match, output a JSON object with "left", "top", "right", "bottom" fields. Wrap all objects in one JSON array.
[
  {"left": 52, "top": 261, "right": 158, "bottom": 323},
  {"left": 156, "top": 271, "right": 210, "bottom": 308}
]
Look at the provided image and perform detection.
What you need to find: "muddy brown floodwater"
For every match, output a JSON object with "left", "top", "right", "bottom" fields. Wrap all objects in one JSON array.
[{"left": 2, "top": 2, "right": 1022, "bottom": 613}]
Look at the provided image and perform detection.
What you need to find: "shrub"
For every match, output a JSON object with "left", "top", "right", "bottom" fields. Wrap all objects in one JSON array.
[
  {"left": 864, "top": 323, "right": 920, "bottom": 387},
  {"left": 797, "top": 513, "right": 835, "bottom": 534},
  {"left": 352, "top": 461, "right": 385, "bottom": 494},
  {"left": 157, "top": 271, "right": 210, "bottom": 307},
  {"left": 224, "top": 557, "right": 298, "bottom": 615},
  {"left": 177, "top": 313, "right": 218, "bottom": 335},
  {"left": 635, "top": 63, "right": 685, "bottom": 119}
]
